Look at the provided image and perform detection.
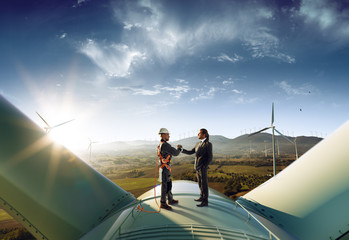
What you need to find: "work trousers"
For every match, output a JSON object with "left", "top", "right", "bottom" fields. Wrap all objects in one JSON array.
[
  {"left": 197, "top": 166, "right": 208, "bottom": 203},
  {"left": 161, "top": 168, "right": 173, "bottom": 204}
]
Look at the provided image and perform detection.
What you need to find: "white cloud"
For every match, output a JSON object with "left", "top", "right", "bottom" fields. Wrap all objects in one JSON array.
[
  {"left": 59, "top": 33, "right": 67, "bottom": 39},
  {"left": 232, "top": 89, "right": 243, "bottom": 94},
  {"left": 109, "top": 82, "right": 190, "bottom": 99},
  {"left": 257, "top": 8, "right": 274, "bottom": 20},
  {"left": 112, "top": 2, "right": 242, "bottom": 64},
  {"left": 79, "top": 39, "right": 144, "bottom": 77},
  {"left": 72, "top": 0, "right": 89, "bottom": 8},
  {"left": 154, "top": 84, "right": 190, "bottom": 99},
  {"left": 276, "top": 81, "right": 314, "bottom": 96},
  {"left": 300, "top": 0, "right": 349, "bottom": 40},
  {"left": 212, "top": 53, "right": 243, "bottom": 63},
  {"left": 176, "top": 79, "right": 189, "bottom": 84},
  {"left": 191, "top": 87, "right": 217, "bottom": 101},
  {"left": 111, "top": 1, "right": 297, "bottom": 65},
  {"left": 300, "top": 0, "right": 336, "bottom": 30},
  {"left": 109, "top": 86, "right": 160, "bottom": 96},
  {"left": 123, "top": 22, "right": 142, "bottom": 30},
  {"left": 222, "top": 80, "right": 234, "bottom": 85},
  {"left": 243, "top": 28, "right": 295, "bottom": 63},
  {"left": 234, "top": 97, "right": 257, "bottom": 104}
]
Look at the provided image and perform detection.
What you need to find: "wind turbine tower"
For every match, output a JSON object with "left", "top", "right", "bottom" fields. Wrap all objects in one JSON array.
[
  {"left": 88, "top": 138, "right": 98, "bottom": 163},
  {"left": 249, "top": 103, "right": 294, "bottom": 176}
]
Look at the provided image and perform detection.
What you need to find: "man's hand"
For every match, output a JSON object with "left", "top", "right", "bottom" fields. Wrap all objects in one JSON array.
[{"left": 177, "top": 144, "right": 183, "bottom": 151}]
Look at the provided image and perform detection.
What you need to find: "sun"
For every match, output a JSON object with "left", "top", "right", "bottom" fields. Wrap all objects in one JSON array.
[
  {"left": 35, "top": 111, "right": 89, "bottom": 154},
  {"left": 48, "top": 120, "right": 88, "bottom": 152}
]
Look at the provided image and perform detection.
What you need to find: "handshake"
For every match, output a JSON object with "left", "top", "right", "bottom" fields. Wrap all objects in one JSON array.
[{"left": 177, "top": 144, "right": 183, "bottom": 152}]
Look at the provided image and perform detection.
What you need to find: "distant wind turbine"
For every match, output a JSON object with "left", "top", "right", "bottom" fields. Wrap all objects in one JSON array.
[
  {"left": 294, "top": 137, "right": 299, "bottom": 160},
  {"left": 36, "top": 112, "right": 75, "bottom": 133},
  {"left": 249, "top": 103, "right": 296, "bottom": 176},
  {"left": 88, "top": 138, "right": 98, "bottom": 163}
]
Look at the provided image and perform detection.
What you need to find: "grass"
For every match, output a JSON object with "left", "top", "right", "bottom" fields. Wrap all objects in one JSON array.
[
  {"left": 0, "top": 209, "right": 13, "bottom": 221},
  {"left": 211, "top": 165, "right": 272, "bottom": 175},
  {"left": 112, "top": 177, "right": 156, "bottom": 191}
]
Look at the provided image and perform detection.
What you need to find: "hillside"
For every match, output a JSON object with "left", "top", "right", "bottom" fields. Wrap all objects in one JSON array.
[{"left": 89, "top": 133, "right": 322, "bottom": 158}]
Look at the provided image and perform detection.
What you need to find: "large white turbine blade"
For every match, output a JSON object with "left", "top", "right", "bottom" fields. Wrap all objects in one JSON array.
[
  {"left": 271, "top": 102, "right": 274, "bottom": 125},
  {"left": 51, "top": 119, "right": 75, "bottom": 129},
  {"left": 248, "top": 127, "right": 271, "bottom": 137},
  {"left": 239, "top": 121, "right": 349, "bottom": 240},
  {"left": 36, "top": 112, "right": 50, "bottom": 128},
  {"left": 274, "top": 128, "right": 294, "bottom": 144}
]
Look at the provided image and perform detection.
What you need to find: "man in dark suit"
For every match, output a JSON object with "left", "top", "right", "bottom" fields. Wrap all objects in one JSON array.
[{"left": 181, "top": 128, "right": 212, "bottom": 207}]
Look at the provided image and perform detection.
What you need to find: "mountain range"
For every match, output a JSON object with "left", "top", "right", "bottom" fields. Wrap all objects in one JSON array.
[{"left": 92, "top": 133, "right": 323, "bottom": 157}]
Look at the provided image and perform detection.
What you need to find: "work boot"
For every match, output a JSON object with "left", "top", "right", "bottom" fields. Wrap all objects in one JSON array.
[
  {"left": 160, "top": 203, "right": 172, "bottom": 210},
  {"left": 196, "top": 201, "right": 208, "bottom": 207},
  {"left": 194, "top": 198, "right": 203, "bottom": 202},
  {"left": 168, "top": 199, "right": 179, "bottom": 205}
]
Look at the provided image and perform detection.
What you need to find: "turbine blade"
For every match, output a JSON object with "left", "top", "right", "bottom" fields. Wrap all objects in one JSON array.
[
  {"left": 249, "top": 127, "right": 271, "bottom": 137},
  {"left": 271, "top": 102, "right": 274, "bottom": 125},
  {"left": 51, "top": 119, "right": 75, "bottom": 129},
  {"left": 274, "top": 128, "right": 294, "bottom": 144},
  {"left": 36, "top": 112, "right": 50, "bottom": 127}
]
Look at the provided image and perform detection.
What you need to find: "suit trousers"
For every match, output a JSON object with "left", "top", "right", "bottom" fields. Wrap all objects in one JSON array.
[
  {"left": 161, "top": 168, "right": 173, "bottom": 204},
  {"left": 196, "top": 166, "right": 208, "bottom": 203}
]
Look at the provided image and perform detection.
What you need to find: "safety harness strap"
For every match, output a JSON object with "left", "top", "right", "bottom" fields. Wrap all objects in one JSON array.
[{"left": 157, "top": 143, "right": 171, "bottom": 172}]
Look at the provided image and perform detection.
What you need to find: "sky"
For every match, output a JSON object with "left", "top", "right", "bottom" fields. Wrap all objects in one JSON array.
[{"left": 1, "top": 0, "right": 349, "bottom": 152}]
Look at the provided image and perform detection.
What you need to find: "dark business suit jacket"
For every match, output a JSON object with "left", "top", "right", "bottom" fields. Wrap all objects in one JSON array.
[{"left": 182, "top": 139, "right": 213, "bottom": 170}]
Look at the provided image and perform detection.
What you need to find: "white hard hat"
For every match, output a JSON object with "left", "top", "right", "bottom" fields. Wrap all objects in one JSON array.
[{"left": 158, "top": 128, "right": 169, "bottom": 134}]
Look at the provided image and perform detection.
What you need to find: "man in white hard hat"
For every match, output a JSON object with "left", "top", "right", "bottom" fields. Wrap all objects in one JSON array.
[{"left": 158, "top": 128, "right": 182, "bottom": 210}]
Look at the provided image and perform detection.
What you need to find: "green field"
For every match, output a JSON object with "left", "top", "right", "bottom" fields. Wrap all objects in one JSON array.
[
  {"left": 112, "top": 177, "right": 156, "bottom": 191},
  {"left": 0, "top": 209, "right": 13, "bottom": 221}
]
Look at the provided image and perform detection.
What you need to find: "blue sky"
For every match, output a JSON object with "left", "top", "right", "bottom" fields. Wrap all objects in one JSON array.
[{"left": 1, "top": 0, "right": 349, "bottom": 151}]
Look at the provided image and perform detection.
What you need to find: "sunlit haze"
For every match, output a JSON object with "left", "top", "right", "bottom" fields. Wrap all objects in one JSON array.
[{"left": 1, "top": 0, "right": 349, "bottom": 153}]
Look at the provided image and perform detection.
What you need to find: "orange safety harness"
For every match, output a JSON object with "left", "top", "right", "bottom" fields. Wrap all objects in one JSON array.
[
  {"left": 157, "top": 143, "right": 172, "bottom": 172},
  {"left": 136, "top": 142, "right": 171, "bottom": 213}
]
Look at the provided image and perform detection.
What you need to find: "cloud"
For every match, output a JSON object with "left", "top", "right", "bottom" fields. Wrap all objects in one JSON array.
[
  {"left": 191, "top": 87, "right": 217, "bottom": 101},
  {"left": 300, "top": 0, "right": 349, "bottom": 41},
  {"left": 234, "top": 97, "right": 257, "bottom": 104},
  {"left": 111, "top": 1, "right": 255, "bottom": 65},
  {"left": 109, "top": 1, "right": 302, "bottom": 67},
  {"left": 176, "top": 78, "right": 189, "bottom": 84},
  {"left": 222, "top": 80, "right": 234, "bottom": 85},
  {"left": 109, "top": 86, "right": 160, "bottom": 96},
  {"left": 232, "top": 89, "right": 243, "bottom": 94},
  {"left": 211, "top": 53, "right": 243, "bottom": 63},
  {"left": 123, "top": 22, "right": 142, "bottom": 30},
  {"left": 59, "top": 33, "right": 67, "bottom": 39},
  {"left": 109, "top": 82, "right": 190, "bottom": 99},
  {"left": 243, "top": 28, "right": 295, "bottom": 63},
  {"left": 300, "top": 0, "right": 336, "bottom": 30},
  {"left": 276, "top": 81, "right": 315, "bottom": 96},
  {"left": 72, "top": 0, "right": 89, "bottom": 8},
  {"left": 79, "top": 39, "right": 144, "bottom": 77},
  {"left": 154, "top": 85, "right": 190, "bottom": 99}
]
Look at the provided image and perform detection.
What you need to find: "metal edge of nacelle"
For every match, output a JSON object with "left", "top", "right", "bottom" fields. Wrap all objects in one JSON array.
[{"left": 81, "top": 180, "right": 295, "bottom": 240}]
